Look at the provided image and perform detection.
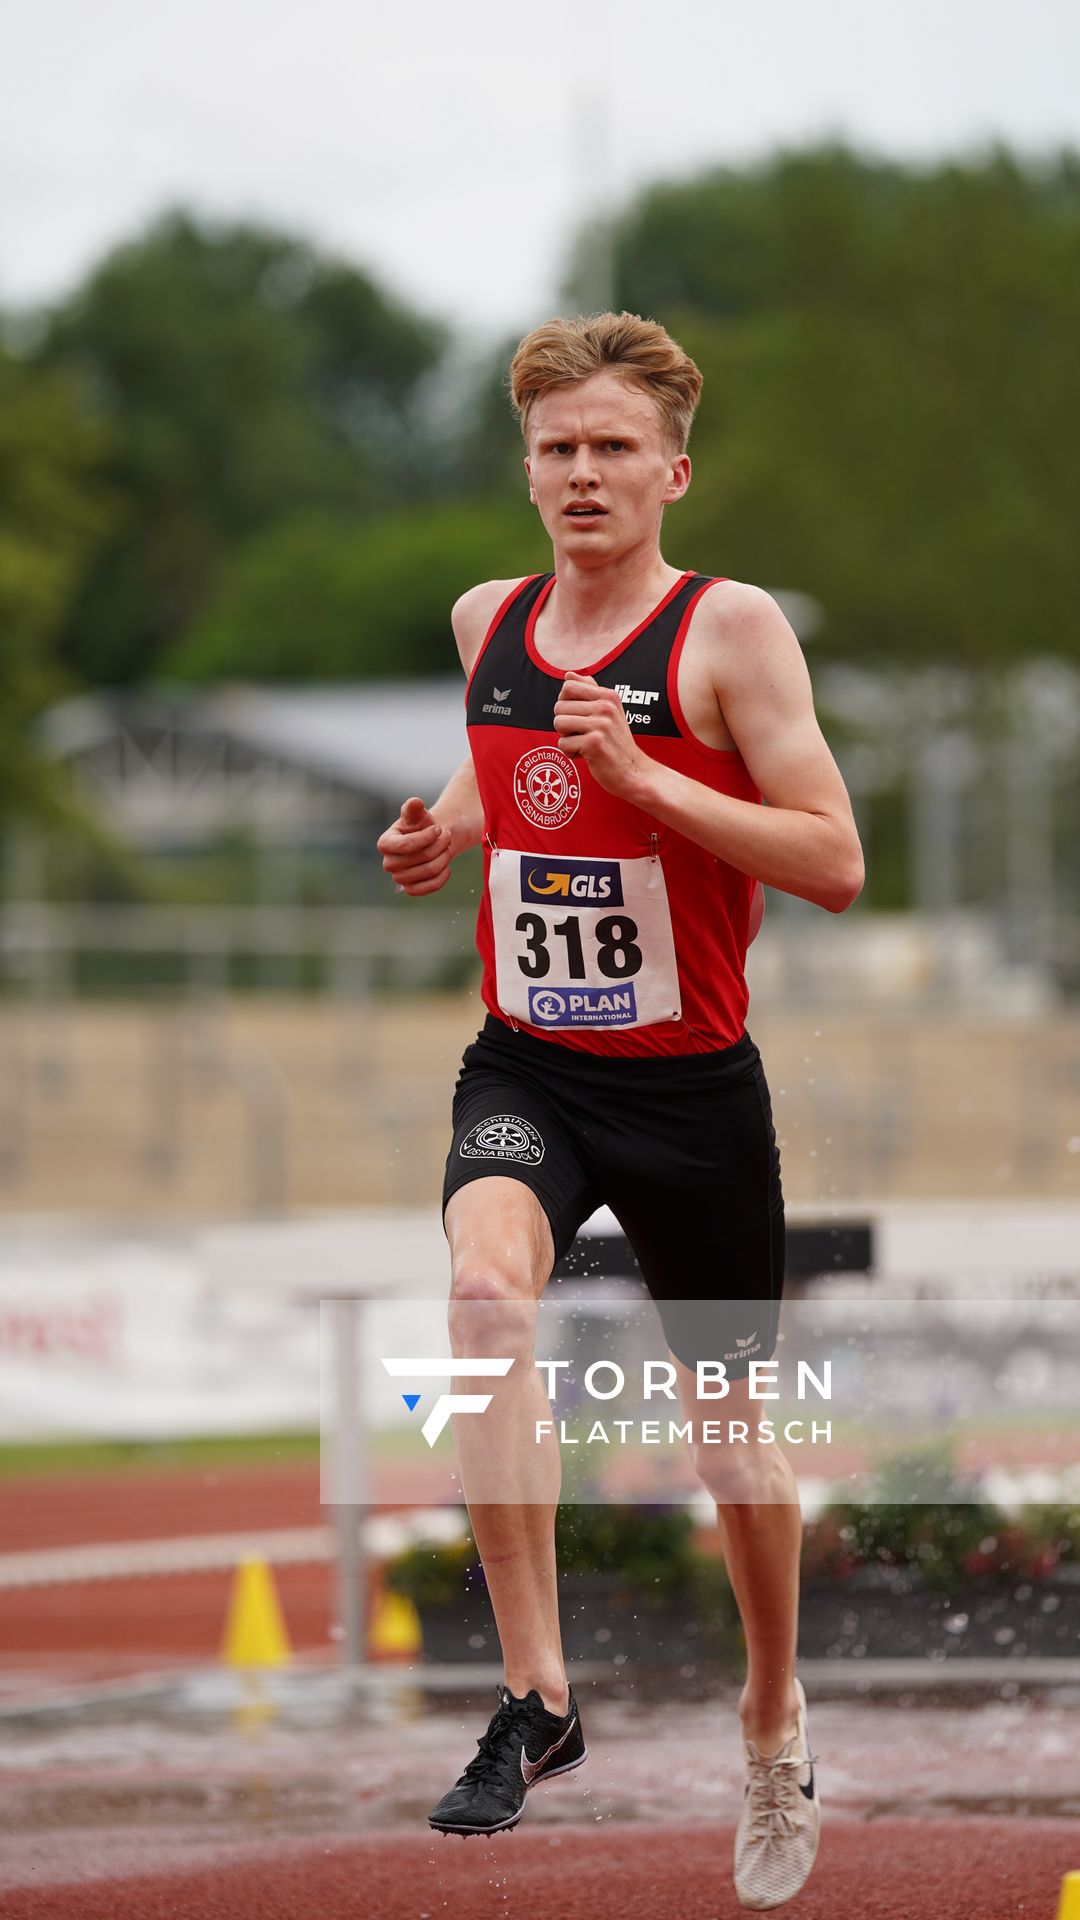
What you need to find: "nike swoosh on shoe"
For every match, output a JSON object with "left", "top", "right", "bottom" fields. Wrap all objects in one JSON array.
[{"left": 520, "top": 1715, "right": 577, "bottom": 1785}]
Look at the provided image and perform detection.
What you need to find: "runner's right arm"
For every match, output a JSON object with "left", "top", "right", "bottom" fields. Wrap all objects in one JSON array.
[{"left": 376, "top": 579, "right": 526, "bottom": 897}]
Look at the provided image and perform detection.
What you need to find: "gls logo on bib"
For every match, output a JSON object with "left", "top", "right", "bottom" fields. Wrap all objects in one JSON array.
[
  {"left": 513, "top": 747, "right": 581, "bottom": 830},
  {"left": 520, "top": 857, "right": 624, "bottom": 906}
]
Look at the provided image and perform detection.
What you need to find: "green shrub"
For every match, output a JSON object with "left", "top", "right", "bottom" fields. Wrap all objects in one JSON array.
[
  {"left": 803, "top": 1444, "right": 1079, "bottom": 1589},
  {"left": 384, "top": 1503, "right": 714, "bottom": 1612}
]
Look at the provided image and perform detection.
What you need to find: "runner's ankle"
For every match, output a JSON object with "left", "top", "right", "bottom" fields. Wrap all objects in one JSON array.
[{"left": 505, "top": 1676, "right": 570, "bottom": 1715}]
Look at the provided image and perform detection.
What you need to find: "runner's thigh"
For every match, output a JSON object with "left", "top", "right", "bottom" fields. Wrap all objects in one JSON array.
[
  {"left": 601, "top": 1038, "right": 785, "bottom": 1379},
  {"left": 441, "top": 1037, "right": 598, "bottom": 1295}
]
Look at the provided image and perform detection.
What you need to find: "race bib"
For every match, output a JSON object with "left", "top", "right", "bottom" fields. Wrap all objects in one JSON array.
[{"left": 488, "top": 849, "right": 682, "bottom": 1031}]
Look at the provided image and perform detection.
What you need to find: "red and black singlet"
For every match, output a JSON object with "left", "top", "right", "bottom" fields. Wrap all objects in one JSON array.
[{"left": 465, "top": 569, "right": 762, "bottom": 1059}]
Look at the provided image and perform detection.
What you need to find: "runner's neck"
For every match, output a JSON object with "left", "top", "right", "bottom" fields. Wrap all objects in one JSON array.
[{"left": 536, "top": 555, "right": 686, "bottom": 666}]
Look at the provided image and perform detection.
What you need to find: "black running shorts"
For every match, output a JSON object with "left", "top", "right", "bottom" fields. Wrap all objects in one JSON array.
[{"left": 441, "top": 1014, "right": 785, "bottom": 1378}]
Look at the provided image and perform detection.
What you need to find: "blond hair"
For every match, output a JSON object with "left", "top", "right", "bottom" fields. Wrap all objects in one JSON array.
[{"left": 508, "top": 311, "right": 703, "bottom": 456}]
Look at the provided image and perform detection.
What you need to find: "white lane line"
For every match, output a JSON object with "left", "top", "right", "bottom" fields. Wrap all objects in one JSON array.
[{"left": 0, "top": 1509, "right": 468, "bottom": 1589}]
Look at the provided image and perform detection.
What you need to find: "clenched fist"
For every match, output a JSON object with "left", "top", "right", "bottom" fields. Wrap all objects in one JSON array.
[
  {"left": 377, "top": 796, "right": 453, "bottom": 896},
  {"left": 553, "top": 671, "right": 646, "bottom": 798}
]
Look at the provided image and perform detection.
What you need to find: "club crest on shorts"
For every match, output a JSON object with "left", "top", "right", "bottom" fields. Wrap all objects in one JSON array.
[
  {"left": 513, "top": 746, "right": 581, "bottom": 830},
  {"left": 459, "top": 1114, "right": 545, "bottom": 1164}
]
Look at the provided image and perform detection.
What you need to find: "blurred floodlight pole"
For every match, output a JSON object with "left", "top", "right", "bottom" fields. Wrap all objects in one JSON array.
[
  {"left": 569, "top": 87, "right": 615, "bottom": 313},
  {"left": 911, "top": 734, "right": 960, "bottom": 921},
  {"left": 1004, "top": 739, "right": 1052, "bottom": 971},
  {"left": 909, "top": 732, "right": 965, "bottom": 1000},
  {"left": 331, "top": 1295, "right": 367, "bottom": 1670}
]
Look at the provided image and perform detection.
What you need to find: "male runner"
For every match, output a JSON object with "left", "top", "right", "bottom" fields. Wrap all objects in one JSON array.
[{"left": 377, "top": 311, "right": 863, "bottom": 1909}]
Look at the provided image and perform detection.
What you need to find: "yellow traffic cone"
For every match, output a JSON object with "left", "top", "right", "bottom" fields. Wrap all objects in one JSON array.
[
  {"left": 368, "top": 1585, "right": 423, "bottom": 1662},
  {"left": 221, "top": 1559, "right": 292, "bottom": 1670},
  {"left": 1059, "top": 1873, "right": 1080, "bottom": 1920}
]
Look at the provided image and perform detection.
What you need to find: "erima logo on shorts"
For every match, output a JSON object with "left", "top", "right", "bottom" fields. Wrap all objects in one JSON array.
[
  {"left": 459, "top": 1115, "right": 545, "bottom": 1164},
  {"left": 724, "top": 1333, "right": 762, "bottom": 1361},
  {"left": 519, "top": 856, "right": 624, "bottom": 905},
  {"left": 528, "top": 985, "right": 638, "bottom": 1027}
]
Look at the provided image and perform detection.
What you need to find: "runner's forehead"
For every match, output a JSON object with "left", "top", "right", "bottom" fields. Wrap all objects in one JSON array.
[{"left": 530, "top": 375, "right": 659, "bottom": 442}]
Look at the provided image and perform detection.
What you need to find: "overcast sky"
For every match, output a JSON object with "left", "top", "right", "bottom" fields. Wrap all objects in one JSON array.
[{"left": 3, "top": 0, "right": 1078, "bottom": 343}]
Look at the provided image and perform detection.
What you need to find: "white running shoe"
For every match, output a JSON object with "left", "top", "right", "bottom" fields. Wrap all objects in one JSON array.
[{"left": 733, "top": 1677, "right": 821, "bottom": 1910}]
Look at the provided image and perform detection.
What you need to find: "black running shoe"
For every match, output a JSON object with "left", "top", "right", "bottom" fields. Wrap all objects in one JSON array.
[{"left": 427, "top": 1682, "right": 587, "bottom": 1836}]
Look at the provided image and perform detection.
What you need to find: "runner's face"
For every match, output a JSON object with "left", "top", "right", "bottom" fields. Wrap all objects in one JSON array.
[{"left": 524, "top": 370, "right": 690, "bottom": 563}]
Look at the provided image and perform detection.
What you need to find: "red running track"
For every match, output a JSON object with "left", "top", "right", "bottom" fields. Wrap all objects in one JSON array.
[
  {"left": 0, "top": 1465, "right": 339, "bottom": 1665},
  {"left": 0, "top": 1819, "right": 1072, "bottom": 1919}
]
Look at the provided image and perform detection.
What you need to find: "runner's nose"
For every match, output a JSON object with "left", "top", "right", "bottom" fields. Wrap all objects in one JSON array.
[{"left": 569, "top": 449, "right": 601, "bottom": 488}]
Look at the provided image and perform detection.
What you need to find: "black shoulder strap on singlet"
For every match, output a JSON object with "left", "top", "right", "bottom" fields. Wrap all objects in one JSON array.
[
  {"left": 466, "top": 574, "right": 552, "bottom": 731},
  {"left": 466, "top": 570, "right": 713, "bottom": 736},
  {"left": 589, "top": 571, "right": 714, "bottom": 738}
]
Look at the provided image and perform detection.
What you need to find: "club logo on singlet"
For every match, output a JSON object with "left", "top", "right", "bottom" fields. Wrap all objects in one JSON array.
[
  {"left": 513, "top": 746, "right": 581, "bottom": 830},
  {"left": 459, "top": 1114, "right": 545, "bottom": 1164}
]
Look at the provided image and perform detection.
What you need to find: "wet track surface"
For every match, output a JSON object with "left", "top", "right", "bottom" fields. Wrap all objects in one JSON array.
[{"left": 2, "top": 1670, "right": 1079, "bottom": 1915}]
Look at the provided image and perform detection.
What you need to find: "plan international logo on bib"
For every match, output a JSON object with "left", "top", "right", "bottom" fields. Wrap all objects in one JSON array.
[
  {"left": 528, "top": 984, "right": 638, "bottom": 1026},
  {"left": 519, "top": 856, "right": 624, "bottom": 906}
]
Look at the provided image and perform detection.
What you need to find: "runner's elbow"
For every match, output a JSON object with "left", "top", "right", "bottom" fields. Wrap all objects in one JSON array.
[{"left": 820, "top": 854, "right": 864, "bottom": 913}]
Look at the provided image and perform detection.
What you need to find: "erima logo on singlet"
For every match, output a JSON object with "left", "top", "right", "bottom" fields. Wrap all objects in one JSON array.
[
  {"left": 520, "top": 856, "right": 624, "bottom": 906},
  {"left": 483, "top": 684, "right": 512, "bottom": 716},
  {"left": 614, "top": 683, "right": 659, "bottom": 726}
]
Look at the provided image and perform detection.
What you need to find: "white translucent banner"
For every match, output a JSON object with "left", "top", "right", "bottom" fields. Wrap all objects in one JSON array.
[{"left": 320, "top": 1294, "right": 1080, "bottom": 1507}]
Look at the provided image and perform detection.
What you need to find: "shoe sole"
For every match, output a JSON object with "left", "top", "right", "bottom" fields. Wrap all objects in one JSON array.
[{"left": 428, "top": 1746, "right": 589, "bottom": 1836}]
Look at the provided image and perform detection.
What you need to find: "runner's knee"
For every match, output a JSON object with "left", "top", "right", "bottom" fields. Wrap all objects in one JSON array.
[
  {"left": 448, "top": 1266, "right": 541, "bottom": 1361},
  {"left": 691, "top": 1438, "right": 792, "bottom": 1505}
]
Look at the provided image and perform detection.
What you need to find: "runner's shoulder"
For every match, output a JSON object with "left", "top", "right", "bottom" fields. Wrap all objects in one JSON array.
[
  {"left": 450, "top": 577, "right": 534, "bottom": 675},
  {"left": 689, "top": 577, "right": 804, "bottom": 669},
  {"left": 692, "top": 577, "right": 782, "bottom": 634}
]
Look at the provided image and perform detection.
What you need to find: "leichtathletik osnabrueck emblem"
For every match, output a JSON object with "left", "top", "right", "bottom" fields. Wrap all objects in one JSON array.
[
  {"left": 513, "top": 746, "right": 581, "bottom": 830},
  {"left": 459, "top": 1115, "right": 545, "bottom": 1164}
]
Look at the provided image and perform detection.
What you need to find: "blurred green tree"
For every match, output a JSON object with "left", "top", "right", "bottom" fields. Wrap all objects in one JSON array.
[
  {"left": 0, "top": 346, "right": 115, "bottom": 832},
  {"left": 592, "top": 145, "right": 1080, "bottom": 666},
  {"left": 165, "top": 497, "right": 548, "bottom": 681},
  {"left": 30, "top": 210, "right": 447, "bottom": 686}
]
